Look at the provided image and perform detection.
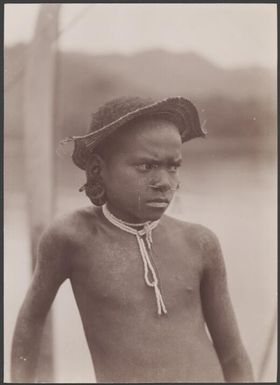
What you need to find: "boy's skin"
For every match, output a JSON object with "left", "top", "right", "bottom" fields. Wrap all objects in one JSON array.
[{"left": 11, "top": 118, "right": 254, "bottom": 383}]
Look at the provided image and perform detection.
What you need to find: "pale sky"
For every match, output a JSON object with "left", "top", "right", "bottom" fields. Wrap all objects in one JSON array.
[{"left": 4, "top": 3, "right": 277, "bottom": 69}]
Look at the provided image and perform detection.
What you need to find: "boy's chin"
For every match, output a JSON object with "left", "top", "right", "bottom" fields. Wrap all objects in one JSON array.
[{"left": 137, "top": 206, "right": 168, "bottom": 223}]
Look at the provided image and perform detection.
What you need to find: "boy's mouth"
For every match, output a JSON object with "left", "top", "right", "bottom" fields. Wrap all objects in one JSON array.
[{"left": 145, "top": 199, "right": 170, "bottom": 208}]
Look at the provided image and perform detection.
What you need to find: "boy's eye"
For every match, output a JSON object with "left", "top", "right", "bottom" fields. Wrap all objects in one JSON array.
[
  {"left": 136, "top": 163, "right": 158, "bottom": 171},
  {"left": 136, "top": 163, "right": 180, "bottom": 172},
  {"left": 167, "top": 164, "right": 181, "bottom": 172}
]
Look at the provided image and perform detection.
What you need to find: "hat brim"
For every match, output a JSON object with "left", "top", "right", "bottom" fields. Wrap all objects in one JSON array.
[{"left": 69, "top": 97, "right": 207, "bottom": 170}]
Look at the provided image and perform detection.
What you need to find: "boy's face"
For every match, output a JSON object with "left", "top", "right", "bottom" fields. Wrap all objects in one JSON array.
[{"left": 100, "top": 118, "right": 182, "bottom": 223}]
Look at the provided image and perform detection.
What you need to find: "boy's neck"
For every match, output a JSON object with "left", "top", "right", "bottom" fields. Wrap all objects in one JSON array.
[{"left": 105, "top": 202, "right": 160, "bottom": 226}]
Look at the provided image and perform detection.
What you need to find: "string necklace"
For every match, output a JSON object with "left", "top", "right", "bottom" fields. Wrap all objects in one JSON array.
[{"left": 102, "top": 204, "right": 168, "bottom": 316}]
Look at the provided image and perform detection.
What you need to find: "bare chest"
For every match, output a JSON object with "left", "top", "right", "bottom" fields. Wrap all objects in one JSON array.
[{"left": 70, "top": 227, "right": 204, "bottom": 315}]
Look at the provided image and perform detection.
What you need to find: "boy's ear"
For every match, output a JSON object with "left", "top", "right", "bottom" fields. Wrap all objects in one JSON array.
[{"left": 86, "top": 154, "right": 106, "bottom": 179}]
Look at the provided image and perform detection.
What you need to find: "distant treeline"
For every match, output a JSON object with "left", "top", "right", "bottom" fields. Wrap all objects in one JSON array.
[{"left": 5, "top": 44, "right": 276, "bottom": 148}]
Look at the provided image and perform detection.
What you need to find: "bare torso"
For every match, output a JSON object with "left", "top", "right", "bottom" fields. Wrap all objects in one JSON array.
[{"left": 61, "top": 207, "right": 224, "bottom": 382}]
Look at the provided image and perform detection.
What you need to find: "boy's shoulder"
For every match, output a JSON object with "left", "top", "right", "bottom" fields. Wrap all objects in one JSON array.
[
  {"left": 41, "top": 206, "right": 100, "bottom": 244},
  {"left": 162, "top": 214, "right": 221, "bottom": 255},
  {"left": 162, "top": 214, "right": 218, "bottom": 239}
]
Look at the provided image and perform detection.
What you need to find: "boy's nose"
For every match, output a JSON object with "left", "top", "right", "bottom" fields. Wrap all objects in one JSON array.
[{"left": 149, "top": 171, "right": 177, "bottom": 192}]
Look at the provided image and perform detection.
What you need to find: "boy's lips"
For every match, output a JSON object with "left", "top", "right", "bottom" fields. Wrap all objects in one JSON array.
[{"left": 145, "top": 199, "right": 170, "bottom": 208}]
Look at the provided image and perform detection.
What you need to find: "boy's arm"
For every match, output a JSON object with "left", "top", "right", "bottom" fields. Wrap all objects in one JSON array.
[
  {"left": 200, "top": 228, "right": 254, "bottom": 383},
  {"left": 11, "top": 224, "right": 71, "bottom": 383}
]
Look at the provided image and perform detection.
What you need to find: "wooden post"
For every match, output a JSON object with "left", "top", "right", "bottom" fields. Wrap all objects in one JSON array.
[
  {"left": 257, "top": 308, "right": 277, "bottom": 381},
  {"left": 23, "top": 4, "right": 61, "bottom": 382}
]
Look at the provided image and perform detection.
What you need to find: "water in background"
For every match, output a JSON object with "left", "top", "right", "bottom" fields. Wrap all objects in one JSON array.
[{"left": 4, "top": 135, "right": 277, "bottom": 382}]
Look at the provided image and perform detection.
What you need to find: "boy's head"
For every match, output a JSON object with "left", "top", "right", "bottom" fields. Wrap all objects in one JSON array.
[{"left": 66, "top": 96, "right": 205, "bottom": 222}]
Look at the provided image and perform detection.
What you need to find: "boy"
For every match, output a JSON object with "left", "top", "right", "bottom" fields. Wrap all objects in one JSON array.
[{"left": 11, "top": 97, "right": 254, "bottom": 383}]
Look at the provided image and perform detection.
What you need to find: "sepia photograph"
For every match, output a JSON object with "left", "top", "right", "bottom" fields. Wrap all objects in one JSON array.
[{"left": 4, "top": 3, "right": 277, "bottom": 383}]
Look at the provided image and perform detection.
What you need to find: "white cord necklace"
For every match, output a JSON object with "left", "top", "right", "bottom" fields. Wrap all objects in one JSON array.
[{"left": 102, "top": 204, "right": 168, "bottom": 316}]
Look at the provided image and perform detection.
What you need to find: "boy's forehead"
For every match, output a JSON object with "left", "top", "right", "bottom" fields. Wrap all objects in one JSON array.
[
  {"left": 95, "top": 116, "right": 183, "bottom": 163},
  {"left": 113, "top": 117, "right": 182, "bottom": 157}
]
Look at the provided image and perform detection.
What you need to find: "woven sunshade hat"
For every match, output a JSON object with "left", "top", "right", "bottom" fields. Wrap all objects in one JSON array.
[{"left": 61, "top": 96, "right": 207, "bottom": 170}]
